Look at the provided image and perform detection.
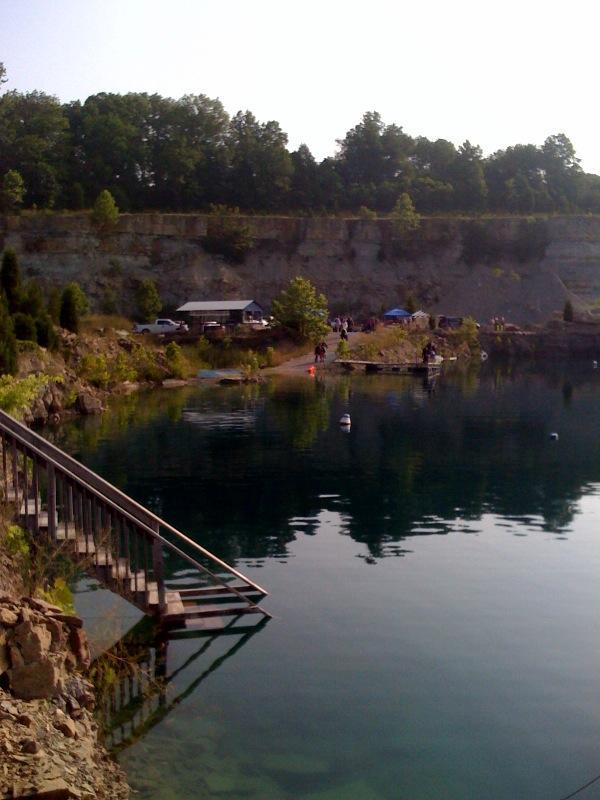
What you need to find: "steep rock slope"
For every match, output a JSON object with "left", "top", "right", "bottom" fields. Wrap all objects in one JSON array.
[{"left": 2, "top": 213, "right": 600, "bottom": 323}]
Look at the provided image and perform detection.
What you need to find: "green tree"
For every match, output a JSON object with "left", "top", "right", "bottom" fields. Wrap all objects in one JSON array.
[
  {"left": 0, "top": 63, "right": 7, "bottom": 88},
  {"left": 0, "top": 294, "right": 17, "bottom": 374},
  {"left": 20, "top": 280, "right": 45, "bottom": 318},
  {"left": 59, "top": 284, "right": 80, "bottom": 332},
  {"left": 1, "top": 170, "right": 25, "bottom": 213},
  {"left": 136, "top": 279, "right": 162, "bottom": 320},
  {"left": 390, "top": 193, "right": 420, "bottom": 237},
  {"left": 63, "top": 282, "right": 89, "bottom": 316},
  {"left": 0, "top": 249, "right": 21, "bottom": 313},
  {"left": 563, "top": 300, "right": 574, "bottom": 322},
  {"left": 271, "top": 276, "right": 330, "bottom": 341},
  {"left": 91, "top": 189, "right": 119, "bottom": 228},
  {"left": 35, "top": 314, "right": 58, "bottom": 349}
]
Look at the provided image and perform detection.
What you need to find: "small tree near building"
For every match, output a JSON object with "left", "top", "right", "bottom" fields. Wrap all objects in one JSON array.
[
  {"left": 271, "top": 276, "right": 330, "bottom": 342},
  {"left": 136, "top": 279, "right": 162, "bottom": 320},
  {"left": 91, "top": 189, "right": 119, "bottom": 229}
]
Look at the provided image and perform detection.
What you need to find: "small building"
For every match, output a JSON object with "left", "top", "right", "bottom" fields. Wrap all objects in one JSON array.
[
  {"left": 411, "top": 310, "right": 430, "bottom": 329},
  {"left": 383, "top": 307, "right": 412, "bottom": 325},
  {"left": 176, "top": 300, "right": 265, "bottom": 330}
]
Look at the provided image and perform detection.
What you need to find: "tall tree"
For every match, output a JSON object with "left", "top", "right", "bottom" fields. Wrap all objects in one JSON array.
[
  {"left": 452, "top": 141, "right": 488, "bottom": 211},
  {"left": 0, "top": 294, "right": 17, "bottom": 375},
  {"left": 271, "top": 276, "right": 329, "bottom": 342},
  {"left": 0, "top": 169, "right": 25, "bottom": 213},
  {"left": 227, "top": 111, "right": 292, "bottom": 210}
]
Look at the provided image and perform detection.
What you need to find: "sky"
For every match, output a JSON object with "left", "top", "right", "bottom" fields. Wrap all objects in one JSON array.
[{"left": 2, "top": 0, "right": 600, "bottom": 173}]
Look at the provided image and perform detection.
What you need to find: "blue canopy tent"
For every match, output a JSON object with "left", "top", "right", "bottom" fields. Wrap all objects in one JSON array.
[{"left": 383, "top": 308, "right": 412, "bottom": 323}]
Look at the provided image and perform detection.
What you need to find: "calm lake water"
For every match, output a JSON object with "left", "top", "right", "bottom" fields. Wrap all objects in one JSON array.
[{"left": 51, "top": 364, "right": 600, "bottom": 800}]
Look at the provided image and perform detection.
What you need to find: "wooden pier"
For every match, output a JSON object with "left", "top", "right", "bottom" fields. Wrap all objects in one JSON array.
[
  {"left": 0, "top": 409, "right": 270, "bottom": 633},
  {"left": 336, "top": 359, "right": 442, "bottom": 375}
]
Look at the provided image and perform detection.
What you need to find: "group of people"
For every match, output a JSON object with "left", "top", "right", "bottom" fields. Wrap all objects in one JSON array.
[
  {"left": 331, "top": 316, "right": 353, "bottom": 333},
  {"left": 491, "top": 316, "right": 506, "bottom": 331},
  {"left": 314, "top": 340, "right": 329, "bottom": 363}
]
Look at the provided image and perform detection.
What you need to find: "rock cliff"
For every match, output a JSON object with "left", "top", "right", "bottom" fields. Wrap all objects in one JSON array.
[{"left": 2, "top": 213, "right": 600, "bottom": 324}]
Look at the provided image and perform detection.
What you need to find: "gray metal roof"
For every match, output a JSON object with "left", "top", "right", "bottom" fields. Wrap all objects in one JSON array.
[{"left": 176, "top": 300, "right": 261, "bottom": 312}]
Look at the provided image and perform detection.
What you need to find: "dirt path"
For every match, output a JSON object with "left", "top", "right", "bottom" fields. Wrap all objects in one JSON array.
[{"left": 266, "top": 331, "right": 362, "bottom": 376}]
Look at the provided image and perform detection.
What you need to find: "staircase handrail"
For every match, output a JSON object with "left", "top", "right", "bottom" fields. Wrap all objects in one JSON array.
[{"left": 0, "top": 409, "right": 268, "bottom": 598}]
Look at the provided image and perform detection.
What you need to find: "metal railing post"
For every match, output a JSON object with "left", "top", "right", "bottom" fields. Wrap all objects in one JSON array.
[
  {"left": 47, "top": 463, "right": 57, "bottom": 541},
  {"left": 151, "top": 522, "right": 167, "bottom": 614}
]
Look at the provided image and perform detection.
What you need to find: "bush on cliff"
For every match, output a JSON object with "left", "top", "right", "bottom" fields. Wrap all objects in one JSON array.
[
  {"left": 1, "top": 249, "right": 22, "bottom": 314},
  {"left": 91, "top": 189, "right": 119, "bottom": 229},
  {"left": 12, "top": 312, "right": 37, "bottom": 342},
  {"left": 59, "top": 284, "right": 80, "bottom": 332}
]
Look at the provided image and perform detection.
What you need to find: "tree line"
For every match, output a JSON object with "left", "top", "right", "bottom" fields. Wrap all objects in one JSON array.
[{"left": 1, "top": 69, "right": 599, "bottom": 216}]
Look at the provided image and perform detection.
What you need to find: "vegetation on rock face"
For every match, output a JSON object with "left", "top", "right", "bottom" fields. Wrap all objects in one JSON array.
[
  {"left": 165, "top": 342, "right": 187, "bottom": 378},
  {"left": 0, "top": 373, "right": 56, "bottom": 419},
  {"left": 91, "top": 189, "right": 119, "bottom": 228},
  {"left": 271, "top": 277, "right": 330, "bottom": 342},
  {"left": 390, "top": 193, "right": 420, "bottom": 237}
]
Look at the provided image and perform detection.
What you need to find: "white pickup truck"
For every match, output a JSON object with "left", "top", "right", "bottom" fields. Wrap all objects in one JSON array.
[{"left": 133, "top": 318, "right": 189, "bottom": 334}]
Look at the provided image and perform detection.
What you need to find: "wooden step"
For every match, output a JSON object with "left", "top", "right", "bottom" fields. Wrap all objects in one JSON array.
[
  {"left": 165, "top": 603, "right": 263, "bottom": 621},
  {"left": 178, "top": 584, "right": 264, "bottom": 598}
]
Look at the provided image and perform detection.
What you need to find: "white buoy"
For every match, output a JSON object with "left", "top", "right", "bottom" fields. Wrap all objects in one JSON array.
[
  {"left": 593, "top": 361, "right": 598, "bottom": 369},
  {"left": 549, "top": 432, "right": 559, "bottom": 441},
  {"left": 339, "top": 413, "right": 351, "bottom": 427}
]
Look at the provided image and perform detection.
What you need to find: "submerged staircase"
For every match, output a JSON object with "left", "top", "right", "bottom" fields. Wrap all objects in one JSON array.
[{"left": 0, "top": 409, "right": 270, "bottom": 632}]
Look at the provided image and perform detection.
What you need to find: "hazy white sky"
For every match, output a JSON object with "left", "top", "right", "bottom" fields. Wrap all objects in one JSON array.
[{"left": 2, "top": 0, "right": 599, "bottom": 172}]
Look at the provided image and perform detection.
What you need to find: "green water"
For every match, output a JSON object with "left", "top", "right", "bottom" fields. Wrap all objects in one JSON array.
[{"left": 54, "top": 364, "right": 600, "bottom": 799}]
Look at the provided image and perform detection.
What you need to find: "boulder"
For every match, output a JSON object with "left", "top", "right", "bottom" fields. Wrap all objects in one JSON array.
[
  {"left": 0, "top": 607, "right": 19, "bottom": 626},
  {"left": 68, "top": 628, "right": 90, "bottom": 669},
  {"left": 30, "top": 397, "right": 48, "bottom": 423},
  {"left": 10, "top": 656, "right": 61, "bottom": 699},
  {"left": 75, "top": 392, "right": 102, "bottom": 415},
  {"left": 13, "top": 620, "right": 52, "bottom": 662}
]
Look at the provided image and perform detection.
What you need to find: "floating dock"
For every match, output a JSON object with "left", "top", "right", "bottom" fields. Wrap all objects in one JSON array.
[{"left": 336, "top": 359, "right": 442, "bottom": 375}]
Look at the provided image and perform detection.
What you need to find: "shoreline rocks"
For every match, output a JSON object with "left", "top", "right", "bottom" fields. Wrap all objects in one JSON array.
[{"left": 0, "top": 595, "right": 129, "bottom": 799}]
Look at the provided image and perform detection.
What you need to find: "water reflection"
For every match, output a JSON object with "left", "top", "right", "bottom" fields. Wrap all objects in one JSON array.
[
  {"left": 48, "top": 363, "right": 600, "bottom": 569},
  {"left": 92, "top": 615, "right": 268, "bottom": 754}
]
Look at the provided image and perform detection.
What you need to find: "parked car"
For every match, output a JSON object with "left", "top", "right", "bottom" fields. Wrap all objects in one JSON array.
[{"left": 133, "top": 318, "right": 189, "bottom": 334}]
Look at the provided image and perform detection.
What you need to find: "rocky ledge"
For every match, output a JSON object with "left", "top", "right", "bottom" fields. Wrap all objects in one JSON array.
[{"left": 0, "top": 595, "right": 129, "bottom": 799}]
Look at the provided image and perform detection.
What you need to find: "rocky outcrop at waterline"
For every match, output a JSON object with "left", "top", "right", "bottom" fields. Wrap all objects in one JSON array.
[{"left": 0, "top": 595, "right": 130, "bottom": 799}]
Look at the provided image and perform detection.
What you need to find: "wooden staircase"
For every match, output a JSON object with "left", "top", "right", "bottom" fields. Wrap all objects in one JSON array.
[{"left": 0, "top": 409, "right": 270, "bottom": 632}]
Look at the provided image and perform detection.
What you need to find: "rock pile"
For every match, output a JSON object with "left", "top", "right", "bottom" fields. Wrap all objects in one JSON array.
[
  {"left": 0, "top": 595, "right": 130, "bottom": 799},
  {"left": 0, "top": 596, "right": 91, "bottom": 701}
]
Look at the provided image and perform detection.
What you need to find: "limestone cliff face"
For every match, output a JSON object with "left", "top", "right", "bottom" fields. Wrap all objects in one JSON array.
[{"left": 1, "top": 213, "right": 600, "bottom": 324}]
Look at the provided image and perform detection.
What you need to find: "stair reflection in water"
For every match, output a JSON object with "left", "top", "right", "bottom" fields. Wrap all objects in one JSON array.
[{"left": 92, "top": 614, "right": 268, "bottom": 753}]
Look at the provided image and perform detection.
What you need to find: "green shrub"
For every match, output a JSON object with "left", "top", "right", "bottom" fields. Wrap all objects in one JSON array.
[
  {"left": 0, "top": 373, "right": 57, "bottom": 419},
  {"left": 109, "top": 352, "right": 136, "bottom": 383},
  {"left": 264, "top": 346, "right": 275, "bottom": 367},
  {"left": 91, "top": 189, "right": 119, "bottom": 229},
  {"left": 165, "top": 342, "right": 187, "bottom": 378},
  {"left": 35, "top": 314, "right": 58, "bottom": 349},
  {"left": 240, "top": 350, "right": 260, "bottom": 380},
  {"left": 336, "top": 339, "right": 350, "bottom": 359},
  {"left": 358, "top": 206, "right": 377, "bottom": 220},
  {"left": 59, "top": 285, "right": 80, "bottom": 332},
  {"left": 131, "top": 344, "right": 163, "bottom": 382},
  {"left": 78, "top": 354, "right": 110, "bottom": 388}
]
